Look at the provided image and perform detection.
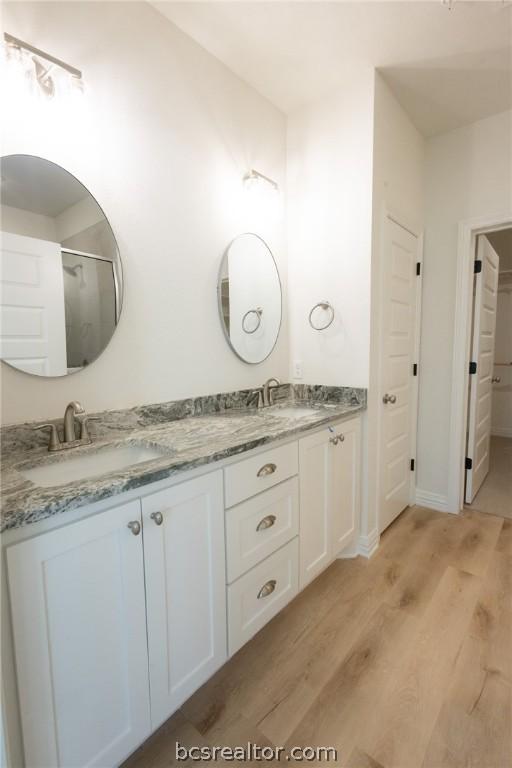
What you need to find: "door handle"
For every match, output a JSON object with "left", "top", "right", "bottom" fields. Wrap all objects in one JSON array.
[
  {"left": 256, "top": 514, "right": 276, "bottom": 532},
  {"left": 382, "top": 393, "right": 397, "bottom": 404}
]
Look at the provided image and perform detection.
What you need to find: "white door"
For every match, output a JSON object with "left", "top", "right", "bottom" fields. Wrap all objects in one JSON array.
[
  {"left": 299, "top": 428, "right": 331, "bottom": 588},
  {"left": 330, "top": 416, "right": 361, "bottom": 555},
  {"left": 465, "top": 236, "right": 500, "bottom": 502},
  {"left": 0, "top": 231, "right": 67, "bottom": 376},
  {"left": 378, "top": 218, "right": 420, "bottom": 533},
  {"left": 7, "top": 500, "right": 151, "bottom": 768},
  {"left": 142, "top": 471, "right": 227, "bottom": 729}
]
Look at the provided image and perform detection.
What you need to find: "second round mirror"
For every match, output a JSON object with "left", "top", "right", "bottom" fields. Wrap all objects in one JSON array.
[{"left": 218, "top": 234, "right": 282, "bottom": 364}]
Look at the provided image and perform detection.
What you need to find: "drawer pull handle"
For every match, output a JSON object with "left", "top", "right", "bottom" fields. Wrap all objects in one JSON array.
[
  {"left": 256, "top": 514, "right": 276, "bottom": 532},
  {"left": 257, "top": 579, "right": 277, "bottom": 599},
  {"left": 150, "top": 511, "right": 163, "bottom": 526},
  {"left": 127, "top": 520, "right": 141, "bottom": 536},
  {"left": 257, "top": 462, "right": 277, "bottom": 478}
]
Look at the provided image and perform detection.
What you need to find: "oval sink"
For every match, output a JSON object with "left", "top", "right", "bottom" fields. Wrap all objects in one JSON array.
[
  {"left": 269, "top": 406, "right": 320, "bottom": 419},
  {"left": 19, "top": 443, "right": 169, "bottom": 488}
]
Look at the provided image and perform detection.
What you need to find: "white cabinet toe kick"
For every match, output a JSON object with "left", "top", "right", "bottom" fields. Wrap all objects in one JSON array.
[{"left": 3, "top": 414, "right": 361, "bottom": 768}]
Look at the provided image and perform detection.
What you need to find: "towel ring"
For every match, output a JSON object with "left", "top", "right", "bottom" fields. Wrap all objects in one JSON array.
[
  {"left": 309, "top": 301, "right": 335, "bottom": 331},
  {"left": 242, "top": 307, "right": 263, "bottom": 334}
]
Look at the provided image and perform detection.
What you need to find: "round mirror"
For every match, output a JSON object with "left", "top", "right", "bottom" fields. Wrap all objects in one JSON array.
[
  {"left": 218, "top": 233, "right": 282, "bottom": 364},
  {"left": 0, "top": 154, "right": 122, "bottom": 377}
]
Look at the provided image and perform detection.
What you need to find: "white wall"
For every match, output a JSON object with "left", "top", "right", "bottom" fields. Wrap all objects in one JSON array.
[
  {"left": 418, "top": 110, "right": 512, "bottom": 500},
  {"left": 367, "top": 73, "right": 425, "bottom": 535},
  {"left": 286, "top": 67, "right": 375, "bottom": 388},
  {"left": 1, "top": 1, "right": 287, "bottom": 424}
]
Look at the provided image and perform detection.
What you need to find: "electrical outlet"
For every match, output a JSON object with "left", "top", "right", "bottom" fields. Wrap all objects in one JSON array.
[{"left": 293, "top": 360, "right": 303, "bottom": 379}]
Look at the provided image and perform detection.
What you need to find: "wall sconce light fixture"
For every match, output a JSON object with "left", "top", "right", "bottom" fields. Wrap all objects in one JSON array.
[
  {"left": 243, "top": 169, "right": 279, "bottom": 193},
  {"left": 4, "top": 33, "right": 83, "bottom": 98}
]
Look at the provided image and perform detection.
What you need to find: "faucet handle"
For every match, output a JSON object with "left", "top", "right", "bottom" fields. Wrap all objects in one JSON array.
[
  {"left": 33, "top": 424, "right": 61, "bottom": 452},
  {"left": 77, "top": 415, "right": 100, "bottom": 442},
  {"left": 247, "top": 388, "right": 264, "bottom": 409}
]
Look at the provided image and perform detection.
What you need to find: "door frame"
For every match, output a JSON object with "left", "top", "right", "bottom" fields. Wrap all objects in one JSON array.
[
  {"left": 374, "top": 208, "right": 423, "bottom": 534},
  {"left": 447, "top": 212, "right": 512, "bottom": 513}
]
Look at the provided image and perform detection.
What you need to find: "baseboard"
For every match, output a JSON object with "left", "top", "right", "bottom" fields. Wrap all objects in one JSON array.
[
  {"left": 491, "top": 426, "right": 512, "bottom": 438},
  {"left": 357, "top": 528, "right": 380, "bottom": 558},
  {"left": 415, "top": 489, "right": 450, "bottom": 512},
  {"left": 337, "top": 528, "right": 380, "bottom": 560}
]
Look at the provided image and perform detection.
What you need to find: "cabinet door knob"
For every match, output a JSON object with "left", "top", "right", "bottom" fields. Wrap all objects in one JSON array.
[
  {"left": 492, "top": 376, "right": 501, "bottom": 383},
  {"left": 150, "top": 511, "right": 163, "bottom": 526},
  {"left": 256, "top": 514, "right": 276, "bottom": 532},
  {"left": 257, "top": 462, "right": 277, "bottom": 478},
  {"left": 257, "top": 579, "right": 277, "bottom": 599},
  {"left": 337, "top": 433, "right": 345, "bottom": 442},
  {"left": 383, "top": 393, "right": 397, "bottom": 404},
  {"left": 329, "top": 436, "right": 339, "bottom": 446},
  {"left": 127, "top": 520, "right": 141, "bottom": 536}
]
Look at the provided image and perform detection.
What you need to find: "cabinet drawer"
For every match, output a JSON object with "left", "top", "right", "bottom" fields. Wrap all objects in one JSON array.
[
  {"left": 224, "top": 442, "right": 298, "bottom": 507},
  {"left": 226, "top": 478, "right": 299, "bottom": 583},
  {"left": 227, "top": 538, "right": 299, "bottom": 656}
]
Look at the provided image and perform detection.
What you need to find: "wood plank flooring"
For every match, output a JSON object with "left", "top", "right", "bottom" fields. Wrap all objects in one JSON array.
[{"left": 123, "top": 507, "right": 511, "bottom": 768}]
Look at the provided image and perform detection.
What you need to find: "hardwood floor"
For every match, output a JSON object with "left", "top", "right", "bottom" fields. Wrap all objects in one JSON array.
[{"left": 123, "top": 507, "right": 511, "bottom": 768}]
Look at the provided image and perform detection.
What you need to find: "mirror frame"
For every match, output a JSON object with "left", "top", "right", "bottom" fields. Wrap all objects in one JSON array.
[
  {"left": 217, "top": 232, "right": 282, "bottom": 365},
  {"left": 1, "top": 153, "right": 123, "bottom": 378}
]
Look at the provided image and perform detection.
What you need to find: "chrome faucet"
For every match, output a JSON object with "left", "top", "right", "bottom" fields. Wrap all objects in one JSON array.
[
  {"left": 63, "top": 401, "right": 85, "bottom": 442},
  {"left": 262, "top": 378, "right": 280, "bottom": 407},
  {"left": 247, "top": 378, "right": 281, "bottom": 409},
  {"left": 34, "top": 401, "right": 99, "bottom": 452}
]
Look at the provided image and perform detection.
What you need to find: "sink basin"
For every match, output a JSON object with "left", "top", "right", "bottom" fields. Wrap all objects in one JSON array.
[
  {"left": 20, "top": 444, "right": 169, "bottom": 488},
  {"left": 270, "top": 406, "right": 320, "bottom": 419}
]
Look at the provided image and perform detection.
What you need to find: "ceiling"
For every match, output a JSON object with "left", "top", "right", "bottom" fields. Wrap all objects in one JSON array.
[{"left": 152, "top": 1, "right": 512, "bottom": 136}]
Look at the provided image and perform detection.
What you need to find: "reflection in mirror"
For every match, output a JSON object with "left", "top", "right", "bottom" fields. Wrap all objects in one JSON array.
[
  {"left": 218, "top": 233, "right": 281, "bottom": 364},
  {"left": 0, "top": 154, "right": 122, "bottom": 377}
]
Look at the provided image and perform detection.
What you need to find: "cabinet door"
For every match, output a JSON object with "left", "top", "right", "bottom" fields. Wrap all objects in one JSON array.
[
  {"left": 142, "top": 471, "right": 227, "bottom": 729},
  {"left": 330, "top": 416, "right": 361, "bottom": 555},
  {"left": 299, "top": 429, "right": 331, "bottom": 588},
  {"left": 7, "top": 500, "right": 150, "bottom": 768}
]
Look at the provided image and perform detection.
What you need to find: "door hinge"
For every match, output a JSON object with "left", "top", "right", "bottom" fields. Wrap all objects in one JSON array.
[
  {"left": 410, "top": 459, "right": 415, "bottom": 471},
  {"left": 469, "top": 361, "right": 477, "bottom": 374},
  {"left": 413, "top": 363, "right": 418, "bottom": 376},
  {"left": 465, "top": 457, "right": 473, "bottom": 470},
  {"left": 416, "top": 262, "right": 421, "bottom": 276},
  {"left": 474, "top": 260, "right": 482, "bottom": 274}
]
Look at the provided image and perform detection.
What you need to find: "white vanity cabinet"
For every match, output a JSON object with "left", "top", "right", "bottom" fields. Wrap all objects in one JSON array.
[
  {"left": 299, "top": 416, "right": 361, "bottom": 588},
  {"left": 6, "top": 499, "right": 151, "bottom": 768},
  {"left": 4, "top": 415, "right": 362, "bottom": 768},
  {"left": 141, "top": 471, "right": 227, "bottom": 729}
]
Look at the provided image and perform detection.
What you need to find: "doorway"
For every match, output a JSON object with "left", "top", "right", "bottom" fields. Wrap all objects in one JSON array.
[
  {"left": 449, "top": 217, "right": 512, "bottom": 515},
  {"left": 465, "top": 228, "right": 512, "bottom": 518}
]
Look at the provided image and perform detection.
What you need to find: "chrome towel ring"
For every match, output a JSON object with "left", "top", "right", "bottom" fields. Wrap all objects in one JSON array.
[
  {"left": 308, "top": 301, "right": 335, "bottom": 331},
  {"left": 242, "top": 307, "right": 263, "bottom": 334}
]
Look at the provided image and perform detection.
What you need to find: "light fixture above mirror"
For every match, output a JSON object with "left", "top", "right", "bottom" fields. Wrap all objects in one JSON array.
[
  {"left": 4, "top": 33, "right": 83, "bottom": 99},
  {"left": 243, "top": 169, "right": 279, "bottom": 193}
]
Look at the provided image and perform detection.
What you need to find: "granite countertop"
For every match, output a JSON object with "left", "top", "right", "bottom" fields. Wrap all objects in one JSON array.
[{"left": 0, "top": 385, "right": 366, "bottom": 533}]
